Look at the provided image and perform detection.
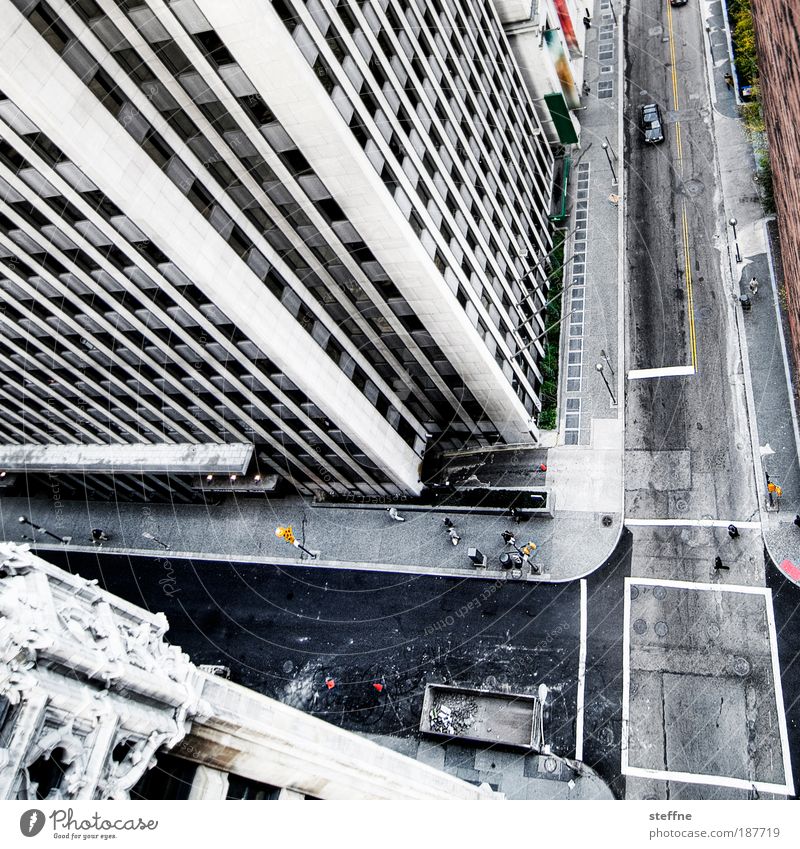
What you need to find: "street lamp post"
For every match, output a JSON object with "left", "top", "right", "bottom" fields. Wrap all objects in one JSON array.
[
  {"left": 18, "top": 515, "right": 71, "bottom": 544},
  {"left": 142, "top": 531, "right": 169, "bottom": 549},
  {"left": 595, "top": 362, "right": 617, "bottom": 405},
  {"left": 729, "top": 217, "right": 742, "bottom": 263},
  {"left": 600, "top": 348, "right": 615, "bottom": 376},
  {"left": 601, "top": 142, "right": 617, "bottom": 184}
]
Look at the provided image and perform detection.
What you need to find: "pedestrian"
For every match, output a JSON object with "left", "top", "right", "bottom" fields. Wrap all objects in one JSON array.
[
  {"left": 443, "top": 517, "right": 461, "bottom": 545},
  {"left": 386, "top": 506, "right": 405, "bottom": 522},
  {"left": 90, "top": 528, "right": 109, "bottom": 543},
  {"left": 714, "top": 556, "right": 729, "bottom": 571},
  {"left": 583, "top": 8, "right": 591, "bottom": 27},
  {"left": 794, "top": 514, "right": 800, "bottom": 528},
  {"left": 727, "top": 524, "right": 739, "bottom": 539},
  {"left": 501, "top": 530, "right": 517, "bottom": 546},
  {"left": 582, "top": 81, "right": 591, "bottom": 96},
  {"left": 748, "top": 277, "right": 758, "bottom": 296},
  {"left": 509, "top": 507, "right": 522, "bottom": 524},
  {"left": 724, "top": 71, "right": 733, "bottom": 90}
]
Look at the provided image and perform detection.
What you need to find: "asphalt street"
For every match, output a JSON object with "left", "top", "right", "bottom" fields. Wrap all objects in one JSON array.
[
  {"left": 766, "top": 559, "right": 800, "bottom": 795},
  {"left": 622, "top": 0, "right": 780, "bottom": 800},
  {"left": 43, "top": 549, "right": 621, "bottom": 768},
  {"left": 625, "top": 0, "right": 755, "bottom": 522}
]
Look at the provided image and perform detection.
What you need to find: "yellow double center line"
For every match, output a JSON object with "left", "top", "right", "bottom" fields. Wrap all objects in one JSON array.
[{"left": 666, "top": 2, "right": 698, "bottom": 371}]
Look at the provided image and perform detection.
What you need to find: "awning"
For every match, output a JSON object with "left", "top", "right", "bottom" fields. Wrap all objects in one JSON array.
[
  {"left": 544, "top": 92, "right": 580, "bottom": 145},
  {"left": 549, "top": 155, "right": 571, "bottom": 224},
  {"left": 0, "top": 442, "right": 254, "bottom": 474}
]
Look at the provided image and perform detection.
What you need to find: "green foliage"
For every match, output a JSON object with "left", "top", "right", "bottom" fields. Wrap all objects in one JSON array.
[
  {"left": 739, "top": 85, "right": 764, "bottom": 133},
  {"left": 757, "top": 151, "right": 775, "bottom": 214},
  {"left": 728, "top": 0, "right": 758, "bottom": 86},
  {"left": 536, "top": 234, "right": 565, "bottom": 431}
]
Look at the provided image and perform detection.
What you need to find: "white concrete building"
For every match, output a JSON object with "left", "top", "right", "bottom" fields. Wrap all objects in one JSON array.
[
  {"left": 494, "top": 0, "right": 586, "bottom": 146},
  {"left": 0, "top": 0, "right": 555, "bottom": 499}
]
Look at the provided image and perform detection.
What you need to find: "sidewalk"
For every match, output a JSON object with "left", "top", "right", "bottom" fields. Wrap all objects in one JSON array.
[
  {"left": 708, "top": 3, "right": 800, "bottom": 586},
  {"left": 0, "top": 12, "right": 625, "bottom": 587}
]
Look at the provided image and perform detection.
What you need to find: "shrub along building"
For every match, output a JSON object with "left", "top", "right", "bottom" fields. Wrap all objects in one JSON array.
[{"left": 0, "top": 0, "right": 556, "bottom": 501}]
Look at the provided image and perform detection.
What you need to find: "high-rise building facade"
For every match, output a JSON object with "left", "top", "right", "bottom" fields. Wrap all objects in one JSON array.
[{"left": 0, "top": 0, "right": 555, "bottom": 499}]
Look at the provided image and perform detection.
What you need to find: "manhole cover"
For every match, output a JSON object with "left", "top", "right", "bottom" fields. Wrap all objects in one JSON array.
[
  {"left": 598, "top": 726, "right": 614, "bottom": 746},
  {"left": 654, "top": 621, "right": 669, "bottom": 637},
  {"left": 675, "top": 499, "right": 688, "bottom": 512},
  {"left": 544, "top": 757, "right": 558, "bottom": 773},
  {"left": 630, "top": 586, "right": 640, "bottom": 600},
  {"left": 682, "top": 178, "right": 705, "bottom": 197},
  {"left": 653, "top": 586, "right": 667, "bottom": 600},
  {"left": 633, "top": 618, "right": 647, "bottom": 634},
  {"left": 282, "top": 660, "right": 294, "bottom": 674},
  {"left": 733, "top": 656, "right": 751, "bottom": 676},
  {"left": 707, "top": 622, "right": 721, "bottom": 639},
  {"left": 601, "top": 515, "right": 613, "bottom": 527}
]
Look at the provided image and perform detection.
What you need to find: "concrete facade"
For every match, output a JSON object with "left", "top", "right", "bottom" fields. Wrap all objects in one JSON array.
[
  {"left": 751, "top": 0, "right": 800, "bottom": 376},
  {"left": 495, "top": 0, "right": 585, "bottom": 145},
  {"left": 0, "top": 0, "right": 556, "bottom": 499}
]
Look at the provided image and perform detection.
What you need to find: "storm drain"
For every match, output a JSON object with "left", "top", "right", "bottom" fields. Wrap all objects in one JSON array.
[{"left": 563, "top": 161, "right": 590, "bottom": 445}]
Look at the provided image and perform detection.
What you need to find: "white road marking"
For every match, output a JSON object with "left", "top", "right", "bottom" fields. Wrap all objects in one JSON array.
[
  {"left": 625, "top": 518, "right": 761, "bottom": 529},
  {"left": 630, "top": 575, "right": 769, "bottom": 595},
  {"left": 624, "top": 765, "right": 792, "bottom": 795},
  {"left": 575, "top": 578, "right": 588, "bottom": 763},
  {"left": 621, "top": 578, "right": 631, "bottom": 774},
  {"left": 627, "top": 365, "right": 695, "bottom": 379},
  {"left": 622, "top": 578, "right": 793, "bottom": 794}
]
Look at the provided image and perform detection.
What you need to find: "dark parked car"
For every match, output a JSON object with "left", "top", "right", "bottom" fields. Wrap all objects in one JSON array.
[
  {"left": 670, "top": 0, "right": 688, "bottom": 6},
  {"left": 640, "top": 103, "right": 665, "bottom": 144}
]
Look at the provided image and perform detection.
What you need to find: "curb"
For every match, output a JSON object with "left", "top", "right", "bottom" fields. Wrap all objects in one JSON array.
[{"left": 20, "top": 542, "right": 556, "bottom": 583}]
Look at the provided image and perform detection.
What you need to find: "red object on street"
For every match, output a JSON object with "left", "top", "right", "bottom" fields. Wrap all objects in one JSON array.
[
  {"left": 325, "top": 678, "right": 335, "bottom": 689},
  {"left": 373, "top": 683, "right": 384, "bottom": 692},
  {"left": 538, "top": 463, "right": 547, "bottom": 472}
]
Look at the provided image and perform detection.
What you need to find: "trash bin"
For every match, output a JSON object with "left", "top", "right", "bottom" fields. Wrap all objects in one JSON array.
[{"left": 499, "top": 552, "right": 522, "bottom": 570}]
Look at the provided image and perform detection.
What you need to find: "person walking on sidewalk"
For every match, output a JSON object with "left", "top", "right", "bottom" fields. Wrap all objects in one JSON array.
[
  {"left": 583, "top": 8, "right": 591, "bottom": 27},
  {"left": 91, "top": 528, "right": 109, "bottom": 543},
  {"left": 443, "top": 517, "right": 461, "bottom": 546},
  {"left": 714, "top": 556, "right": 729, "bottom": 571},
  {"left": 727, "top": 524, "right": 739, "bottom": 539},
  {"left": 386, "top": 506, "right": 405, "bottom": 522},
  {"left": 724, "top": 71, "right": 733, "bottom": 90},
  {"left": 749, "top": 277, "right": 759, "bottom": 296}
]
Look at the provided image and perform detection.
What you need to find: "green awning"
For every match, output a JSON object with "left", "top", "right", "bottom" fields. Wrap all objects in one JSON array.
[
  {"left": 549, "top": 156, "right": 571, "bottom": 224},
  {"left": 544, "top": 92, "right": 579, "bottom": 145}
]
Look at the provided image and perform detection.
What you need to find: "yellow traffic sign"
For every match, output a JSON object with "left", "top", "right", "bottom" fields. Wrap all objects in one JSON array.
[{"left": 275, "top": 525, "right": 295, "bottom": 544}]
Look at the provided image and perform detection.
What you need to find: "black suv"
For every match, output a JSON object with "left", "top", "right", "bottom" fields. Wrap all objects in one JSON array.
[{"left": 640, "top": 103, "right": 665, "bottom": 144}]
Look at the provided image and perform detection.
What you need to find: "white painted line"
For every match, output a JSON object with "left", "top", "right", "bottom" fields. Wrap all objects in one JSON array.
[
  {"left": 625, "top": 518, "right": 761, "bottom": 529},
  {"left": 765, "top": 218, "right": 800, "bottom": 478},
  {"left": 575, "top": 578, "right": 587, "bottom": 763},
  {"left": 630, "top": 575, "right": 769, "bottom": 596},
  {"left": 621, "top": 577, "right": 631, "bottom": 773},
  {"left": 625, "top": 578, "right": 793, "bottom": 794},
  {"left": 627, "top": 365, "right": 696, "bottom": 379},
  {"left": 764, "top": 587, "right": 795, "bottom": 796},
  {"left": 623, "top": 765, "right": 792, "bottom": 796}
]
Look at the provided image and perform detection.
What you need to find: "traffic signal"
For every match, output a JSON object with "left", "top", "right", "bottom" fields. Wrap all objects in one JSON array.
[{"left": 275, "top": 525, "right": 295, "bottom": 544}]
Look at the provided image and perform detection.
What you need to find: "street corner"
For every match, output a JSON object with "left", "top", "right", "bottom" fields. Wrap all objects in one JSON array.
[
  {"left": 623, "top": 577, "right": 793, "bottom": 795},
  {"left": 547, "top": 510, "right": 623, "bottom": 582},
  {"left": 763, "top": 524, "right": 800, "bottom": 587}
]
